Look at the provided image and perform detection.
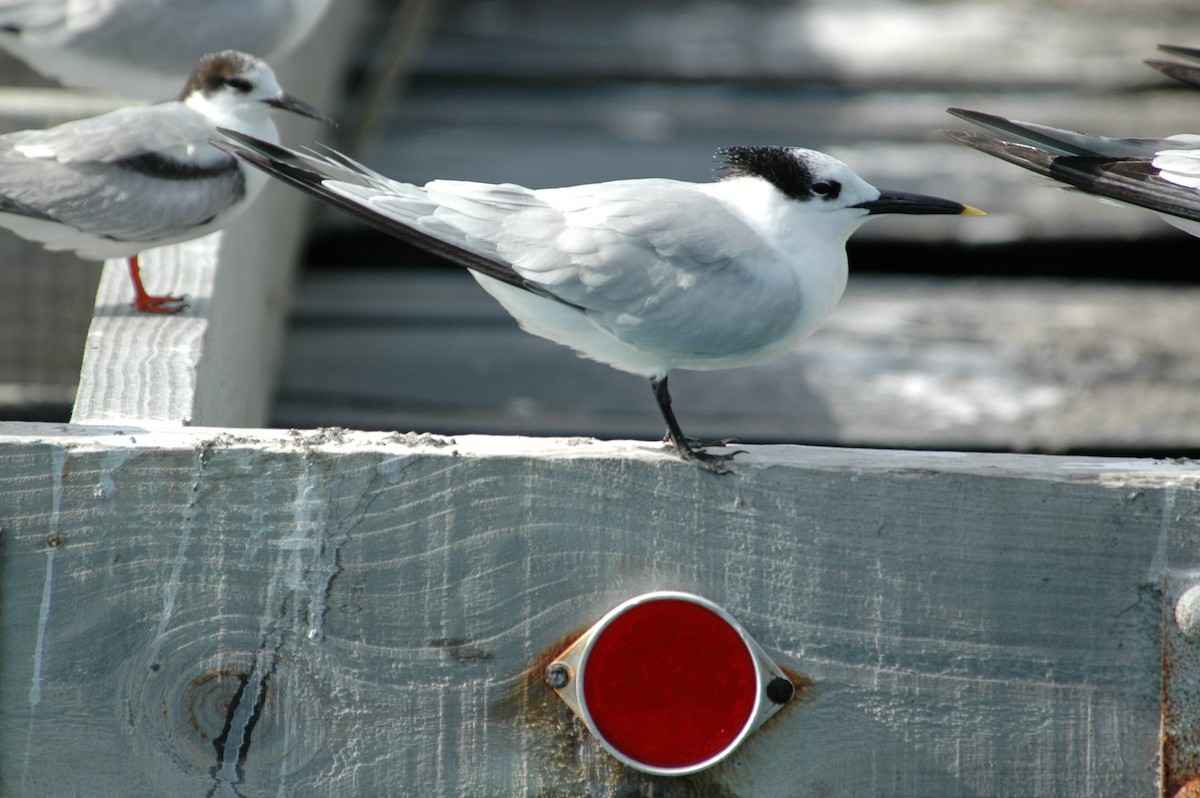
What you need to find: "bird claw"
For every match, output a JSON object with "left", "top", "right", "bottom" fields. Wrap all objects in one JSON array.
[
  {"left": 665, "top": 436, "right": 746, "bottom": 474},
  {"left": 132, "top": 293, "right": 188, "bottom": 314},
  {"left": 663, "top": 432, "right": 742, "bottom": 449}
]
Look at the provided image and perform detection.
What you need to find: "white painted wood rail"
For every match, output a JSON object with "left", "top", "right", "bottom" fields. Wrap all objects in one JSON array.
[{"left": 0, "top": 424, "right": 1196, "bottom": 796}]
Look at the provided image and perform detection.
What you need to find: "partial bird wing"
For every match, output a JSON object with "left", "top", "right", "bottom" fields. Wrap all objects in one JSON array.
[
  {"left": 5, "top": 102, "right": 219, "bottom": 163},
  {"left": 1149, "top": 44, "right": 1200, "bottom": 89},
  {"left": 1158, "top": 44, "right": 1200, "bottom": 63},
  {"left": 0, "top": 105, "right": 243, "bottom": 247},
  {"left": 1146, "top": 58, "right": 1200, "bottom": 89},
  {"left": 946, "top": 108, "right": 1172, "bottom": 158},
  {"left": 213, "top": 129, "right": 575, "bottom": 305},
  {"left": 0, "top": 156, "right": 243, "bottom": 248},
  {"left": 942, "top": 126, "right": 1200, "bottom": 224},
  {"left": 426, "top": 177, "right": 799, "bottom": 358}
]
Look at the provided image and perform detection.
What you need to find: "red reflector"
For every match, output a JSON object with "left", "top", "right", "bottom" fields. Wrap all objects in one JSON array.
[{"left": 579, "top": 596, "right": 758, "bottom": 770}]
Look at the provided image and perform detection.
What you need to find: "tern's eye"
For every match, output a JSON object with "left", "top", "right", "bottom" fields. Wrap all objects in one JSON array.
[
  {"left": 811, "top": 180, "right": 841, "bottom": 199},
  {"left": 225, "top": 77, "right": 253, "bottom": 93}
]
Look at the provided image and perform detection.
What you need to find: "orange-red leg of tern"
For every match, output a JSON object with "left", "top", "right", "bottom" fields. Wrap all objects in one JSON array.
[{"left": 126, "top": 255, "right": 185, "bottom": 313}]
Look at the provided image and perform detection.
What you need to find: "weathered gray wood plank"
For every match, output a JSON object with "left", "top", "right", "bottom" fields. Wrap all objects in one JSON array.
[
  {"left": 1, "top": 422, "right": 1195, "bottom": 795},
  {"left": 274, "top": 270, "right": 1200, "bottom": 453},
  {"left": 422, "top": 0, "right": 1195, "bottom": 88}
]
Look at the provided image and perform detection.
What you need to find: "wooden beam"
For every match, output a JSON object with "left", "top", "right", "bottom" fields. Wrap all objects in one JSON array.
[{"left": 1, "top": 422, "right": 1194, "bottom": 795}]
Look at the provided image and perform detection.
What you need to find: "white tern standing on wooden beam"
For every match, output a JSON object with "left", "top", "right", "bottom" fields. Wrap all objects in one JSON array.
[
  {"left": 0, "top": 49, "right": 333, "bottom": 313},
  {"left": 214, "top": 131, "right": 982, "bottom": 471},
  {"left": 944, "top": 46, "right": 1200, "bottom": 240},
  {"left": 0, "top": 0, "right": 334, "bottom": 99}
]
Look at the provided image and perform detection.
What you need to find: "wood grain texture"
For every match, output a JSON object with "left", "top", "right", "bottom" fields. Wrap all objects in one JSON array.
[{"left": 1, "top": 422, "right": 1195, "bottom": 796}]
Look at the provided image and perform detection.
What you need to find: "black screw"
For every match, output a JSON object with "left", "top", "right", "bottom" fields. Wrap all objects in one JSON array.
[
  {"left": 545, "top": 662, "right": 570, "bottom": 689},
  {"left": 766, "top": 676, "right": 794, "bottom": 705}
]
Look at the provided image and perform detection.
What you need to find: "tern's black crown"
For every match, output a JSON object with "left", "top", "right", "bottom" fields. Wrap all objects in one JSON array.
[{"left": 716, "top": 145, "right": 839, "bottom": 201}]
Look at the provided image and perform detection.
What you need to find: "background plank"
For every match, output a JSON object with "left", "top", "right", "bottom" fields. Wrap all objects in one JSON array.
[
  {"left": 2, "top": 424, "right": 1196, "bottom": 796},
  {"left": 274, "top": 270, "right": 1200, "bottom": 454}
]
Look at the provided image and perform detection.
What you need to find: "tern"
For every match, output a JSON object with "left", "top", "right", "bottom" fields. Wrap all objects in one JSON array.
[
  {"left": 944, "top": 46, "right": 1200, "bottom": 238},
  {"left": 0, "top": 0, "right": 333, "bottom": 98},
  {"left": 214, "top": 132, "right": 981, "bottom": 470},
  {"left": 0, "top": 49, "right": 332, "bottom": 313}
]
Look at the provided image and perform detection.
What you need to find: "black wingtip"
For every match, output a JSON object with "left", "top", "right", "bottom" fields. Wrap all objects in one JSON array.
[
  {"left": 1145, "top": 58, "right": 1200, "bottom": 89},
  {"left": 946, "top": 107, "right": 990, "bottom": 124},
  {"left": 1157, "top": 44, "right": 1200, "bottom": 63},
  {"left": 939, "top": 128, "right": 1058, "bottom": 174},
  {"left": 213, "top": 128, "right": 297, "bottom": 161},
  {"left": 945, "top": 108, "right": 1028, "bottom": 137}
]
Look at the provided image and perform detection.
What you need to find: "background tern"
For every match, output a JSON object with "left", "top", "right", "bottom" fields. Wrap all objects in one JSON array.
[
  {"left": 0, "top": 49, "right": 331, "bottom": 314},
  {"left": 214, "top": 132, "right": 981, "bottom": 471},
  {"left": 944, "top": 45, "right": 1200, "bottom": 238},
  {"left": 0, "top": 0, "right": 333, "bottom": 99}
]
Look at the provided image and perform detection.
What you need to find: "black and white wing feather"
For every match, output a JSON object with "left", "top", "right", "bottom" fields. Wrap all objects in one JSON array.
[{"left": 944, "top": 108, "right": 1200, "bottom": 225}]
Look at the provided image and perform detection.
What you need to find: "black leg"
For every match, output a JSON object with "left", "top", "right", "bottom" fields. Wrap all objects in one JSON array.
[{"left": 650, "top": 376, "right": 744, "bottom": 472}]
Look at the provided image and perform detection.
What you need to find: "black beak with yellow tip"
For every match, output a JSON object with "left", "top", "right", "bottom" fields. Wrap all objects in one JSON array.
[{"left": 854, "top": 190, "right": 985, "bottom": 216}]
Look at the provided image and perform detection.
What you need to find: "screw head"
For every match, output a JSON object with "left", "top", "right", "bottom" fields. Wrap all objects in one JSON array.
[
  {"left": 545, "top": 662, "right": 571, "bottom": 689},
  {"left": 1177, "top": 585, "right": 1200, "bottom": 642},
  {"left": 766, "top": 676, "right": 794, "bottom": 705}
]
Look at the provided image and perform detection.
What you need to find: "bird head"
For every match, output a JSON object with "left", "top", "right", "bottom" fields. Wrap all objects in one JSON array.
[
  {"left": 180, "top": 50, "right": 333, "bottom": 129},
  {"left": 716, "top": 145, "right": 981, "bottom": 241}
]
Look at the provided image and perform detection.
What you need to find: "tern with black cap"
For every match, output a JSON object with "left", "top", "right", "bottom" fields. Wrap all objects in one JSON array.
[{"left": 214, "top": 132, "right": 982, "bottom": 470}]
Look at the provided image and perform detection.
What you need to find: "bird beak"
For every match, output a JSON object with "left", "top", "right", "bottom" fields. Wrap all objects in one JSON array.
[
  {"left": 262, "top": 92, "right": 337, "bottom": 126},
  {"left": 854, "top": 190, "right": 984, "bottom": 216}
]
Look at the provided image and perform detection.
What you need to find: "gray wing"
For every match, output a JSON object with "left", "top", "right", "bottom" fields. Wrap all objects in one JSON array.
[
  {"left": 370, "top": 178, "right": 802, "bottom": 358},
  {"left": 0, "top": 105, "right": 243, "bottom": 242},
  {"left": 5, "top": 102, "right": 217, "bottom": 163}
]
